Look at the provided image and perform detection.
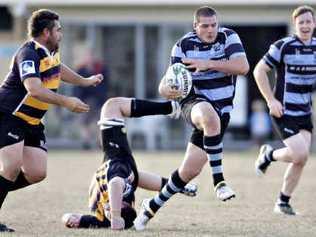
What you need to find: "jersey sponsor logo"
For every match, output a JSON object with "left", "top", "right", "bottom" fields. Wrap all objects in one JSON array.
[
  {"left": 40, "top": 139, "right": 47, "bottom": 150},
  {"left": 7, "top": 132, "right": 19, "bottom": 140},
  {"left": 19, "top": 60, "right": 36, "bottom": 77},
  {"left": 284, "top": 127, "right": 295, "bottom": 134}
]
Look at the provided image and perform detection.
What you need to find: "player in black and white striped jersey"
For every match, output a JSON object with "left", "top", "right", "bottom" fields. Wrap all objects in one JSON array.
[
  {"left": 134, "top": 6, "right": 249, "bottom": 231},
  {"left": 254, "top": 5, "right": 316, "bottom": 215}
]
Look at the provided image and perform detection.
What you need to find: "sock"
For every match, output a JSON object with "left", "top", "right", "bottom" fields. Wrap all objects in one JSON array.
[
  {"left": 9, "top": 172, "right": 31, "bottom": 191},
  {"left": 266, "top": 149, "right": 275, "bottom": 162},
  {"left": 79, "top": 214, "right": 111, "bottom": 228},
  {"left": 204, "top": 134, "right": 224, "bottom": 187},
  {"left": 278, "top": 192, "right": 291, "bottom": 204},
  {"left": 160, "top": 177, "right": 168, "bottom": 190},
  {"left": 98, "top": 119, "right": 132, "bottom": 162},
  {"left": 148, "top": 170, "right": 186, "bottom": 214},
  {"left": 130, "top": 99, "right": 172, "bottom": 117},
  {"left": 0, "top": 175, "right": 14, "bottom": 209}
]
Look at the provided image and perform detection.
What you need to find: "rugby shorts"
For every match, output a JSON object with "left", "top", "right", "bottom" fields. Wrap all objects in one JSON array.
[
  {"left": 0, "top": 112, "right": 47, "bottom": 151},
  {"left": 272, "top": 114, "right": 313, "bottom": 139}
]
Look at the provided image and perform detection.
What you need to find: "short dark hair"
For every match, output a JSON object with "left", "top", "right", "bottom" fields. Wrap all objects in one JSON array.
[
  {"left": 194, "top": 6, "right": 217, "bottom": 23},
  {"left": 292, "top": 5, "right": 315, "bottom": 21},
  {"left": 28, "top": 9, "right": 59, "bottom": 38},
  {"left": 121, "top": 204, "right": 137, "bottom": 229}
]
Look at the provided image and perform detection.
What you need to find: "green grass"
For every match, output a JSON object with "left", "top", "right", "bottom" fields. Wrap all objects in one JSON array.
[{"left": 1, "top": 150, "right": 316, "bottom": 237}]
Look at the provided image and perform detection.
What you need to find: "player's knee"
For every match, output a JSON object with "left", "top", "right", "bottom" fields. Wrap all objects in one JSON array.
[
  {"left": 0, "top": 158, "right": 23, "bottom": 176},
  {"left": 200, "top": 115, "right": 220, "bottom": 134},
  {"left": 26, "top": 169, "right": 47, "bottom": 183},
  {"left": 292, "top": 149, "right": 309, "bottom": 166}
]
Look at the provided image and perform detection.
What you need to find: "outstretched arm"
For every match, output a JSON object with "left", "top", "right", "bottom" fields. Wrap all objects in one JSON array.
[
  {"left": 23, "top": 77, "right": 89, "bottom": 113},
  {"left": 61, "top": 64, "right": 103, "bottom": 87}
]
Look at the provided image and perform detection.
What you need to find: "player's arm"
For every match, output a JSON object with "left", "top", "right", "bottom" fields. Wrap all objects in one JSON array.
[
  {"left": 253, "top": 60, "right": 283, "bottom": 117},
  {"left": 61, "top": 63, "right": 103, "bottom": 87},
  {"left": 108, "top": 177, "right": 125, "bottom": 230},
  {"left": 23, "top": 77, "right": 89, "bottom": 113}
]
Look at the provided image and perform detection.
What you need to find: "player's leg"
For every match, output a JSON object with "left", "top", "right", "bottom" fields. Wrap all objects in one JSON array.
[
  {"left": 274, "top": 130, "right": 311, "bottom": 215},
  {"left": 134, "top": 143, "right": 205, "bottom": 231},
  {"left": 189, "top": 101, "right": 235, "bottom": 201},
  {"left": 100, "top": 97, "right": 180, "bottom": 120},
  {"left": 0, "top": 143, "right": 23, "bottom": 209},
  {"left": 9, "top": 124, "right": 47, "bottom": 191},
  {"left": 0, "top": 114, "right": 27, "bottom": 232},
  {"left": 137, "top": 171, "right": 197, "bottom": 196}
]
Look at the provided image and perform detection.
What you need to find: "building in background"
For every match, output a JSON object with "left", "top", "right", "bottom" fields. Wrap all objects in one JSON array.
[{"left": 0, "top": 0, "right": 314, "bottom": 149}]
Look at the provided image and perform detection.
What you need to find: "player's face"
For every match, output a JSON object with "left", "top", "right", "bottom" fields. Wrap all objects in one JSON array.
[
  {"left": 47, "top": 20, "right": 62, "bottom": 51},
  {"left": 194, "top": 15, "right": 218, "bottom": 43},
  {"left": 294, "top": 12, "right": 315, "bottom": 43}
]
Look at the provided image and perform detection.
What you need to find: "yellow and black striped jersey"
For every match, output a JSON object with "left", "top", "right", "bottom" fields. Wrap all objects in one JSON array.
[
  {"left": 0, "top": 40, "right": 61, "bottom": 125},
  {"left": 88, "top": 162, "right": 135, "bottom": 222}
]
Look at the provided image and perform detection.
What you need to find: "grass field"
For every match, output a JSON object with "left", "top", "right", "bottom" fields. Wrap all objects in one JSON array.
[{"left": 1, "top": 149, "right": 316, "bottom": 237}]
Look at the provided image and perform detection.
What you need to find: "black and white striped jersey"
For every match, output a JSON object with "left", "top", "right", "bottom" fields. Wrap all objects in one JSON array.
[
  {"left": 263, "top": 35, "right": 316, "bottom": 117},
  {"left": 170, "top": 27, "right": 246, "bottom": 114}
]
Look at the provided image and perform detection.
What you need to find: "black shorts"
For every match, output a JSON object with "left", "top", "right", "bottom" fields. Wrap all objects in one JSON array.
[
  {"left": 181, "top": 98, "right": 230, "bottom": 149},
  {"left": 272, "top": 114, "right": 313, "bottom": 140},
  {"left": 0, "top": 112, "right": 47, "bottom": 151}
]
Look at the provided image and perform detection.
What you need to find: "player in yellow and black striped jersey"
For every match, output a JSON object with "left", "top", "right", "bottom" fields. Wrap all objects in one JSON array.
[
  {"left": 0, "top": 9, "right": 103, "bottom": 232},
  {"left": 62, "top": 97, "right": 197, "bottom": 230}
]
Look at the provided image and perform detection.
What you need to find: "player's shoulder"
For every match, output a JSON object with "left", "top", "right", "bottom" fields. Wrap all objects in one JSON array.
[
  {"left": 177, "top": 31, "right": 198, "bottom": 44},
  {"left": 15, "top": 41, "right": 38, "bottom": 60},
  {"left": 219, "top": 27, "right": 238, "bottom": 37},
  {"left": 272, "top": 36, "right": 296, "bottom": 50}
]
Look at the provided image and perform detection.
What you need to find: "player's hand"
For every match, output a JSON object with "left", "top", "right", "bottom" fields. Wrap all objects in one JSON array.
[
  {"left": 82, "top": 74, "right": 104, "bottom": 87},
  {"left": 65, "top": 97, "right": 90, "bottom": 113},
  {"left": 267, "top": 98, "right": 283, "bottom": 118},
  {"left": 159, "top": 81, "right": 182, "bottom": 100},
  {"left": 182, "top": 58, "right": 210, "bottom": 72}
]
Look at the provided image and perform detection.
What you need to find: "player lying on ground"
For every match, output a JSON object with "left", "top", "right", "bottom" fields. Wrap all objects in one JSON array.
[{"left": 62, "top": 97, "right": 196, "bottom": 230}]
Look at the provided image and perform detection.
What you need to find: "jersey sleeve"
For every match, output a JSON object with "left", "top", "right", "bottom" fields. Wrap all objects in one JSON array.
[
  {"left": 224, "top": 30, "right": 246, "bottom": 59},
  {"left": 262, "top": 40, "right": 284, "bottom": 69},
  {"left": 170, "top": 40, "right": 185, "bottom": 65},
  {"left": 15, "top": 48, "right": 41, "bottom": 81}
]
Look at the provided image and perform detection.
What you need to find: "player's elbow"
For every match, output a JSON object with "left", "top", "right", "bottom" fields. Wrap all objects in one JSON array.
[
  {"left": 239, "top": 62, "right": 249, "bottom": 76},
  {"left": 27, "top": 86, "right": 43, "bottom": 99}
]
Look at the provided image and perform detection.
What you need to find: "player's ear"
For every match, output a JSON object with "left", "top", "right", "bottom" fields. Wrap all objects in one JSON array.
[
  {"left": 193, "top": 22, "right": 197, "bottom": 31},
  {"left": 42, "top": 28, "right": 50, "bottom": 38}
]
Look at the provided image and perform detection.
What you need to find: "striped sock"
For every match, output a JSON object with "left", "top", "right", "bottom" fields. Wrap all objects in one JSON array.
[
  {"left": 204, "top": 135, "right": 224, "bottom": 187},
  {"left": 149, "top": 170, "right": 186, "bottom": 214}
]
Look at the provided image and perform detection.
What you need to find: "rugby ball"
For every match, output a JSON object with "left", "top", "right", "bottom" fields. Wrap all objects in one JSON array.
[{"left": 164, "top": 63, "right": 192, "bottom": 99}]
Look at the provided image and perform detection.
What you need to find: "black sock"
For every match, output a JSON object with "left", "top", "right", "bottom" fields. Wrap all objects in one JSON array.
[
  {"left": 130, "top": 99, "right": 172, "bottom": 117},
  {"left": 79, "top": 215, "right": 111, "bottom": 228},
  {"left": 9, "top": 172, "right": 31, "bottom": 191},
  {"left": 267, "top": 149, "right": 275, "bottom": 162},
  {"left": 0, "top": 175, "right": 14, "bottom": 209},
  {"left": 279, "top": 192, "right": 290, "bottom": 204}
]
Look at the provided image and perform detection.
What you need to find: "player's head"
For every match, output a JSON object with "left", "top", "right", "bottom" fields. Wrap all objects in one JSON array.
[
  {"left": 28, "top": 9, "right": 62, "bottom": 51},
  {"left": 193, "top": 6, "right": 218, "bottom": 43},
  {"left": 121, "top": 202, "right": 137, "bottom": 229},
  {"left": 292, "top": 5, "right": 315, "bottom": 42}
]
